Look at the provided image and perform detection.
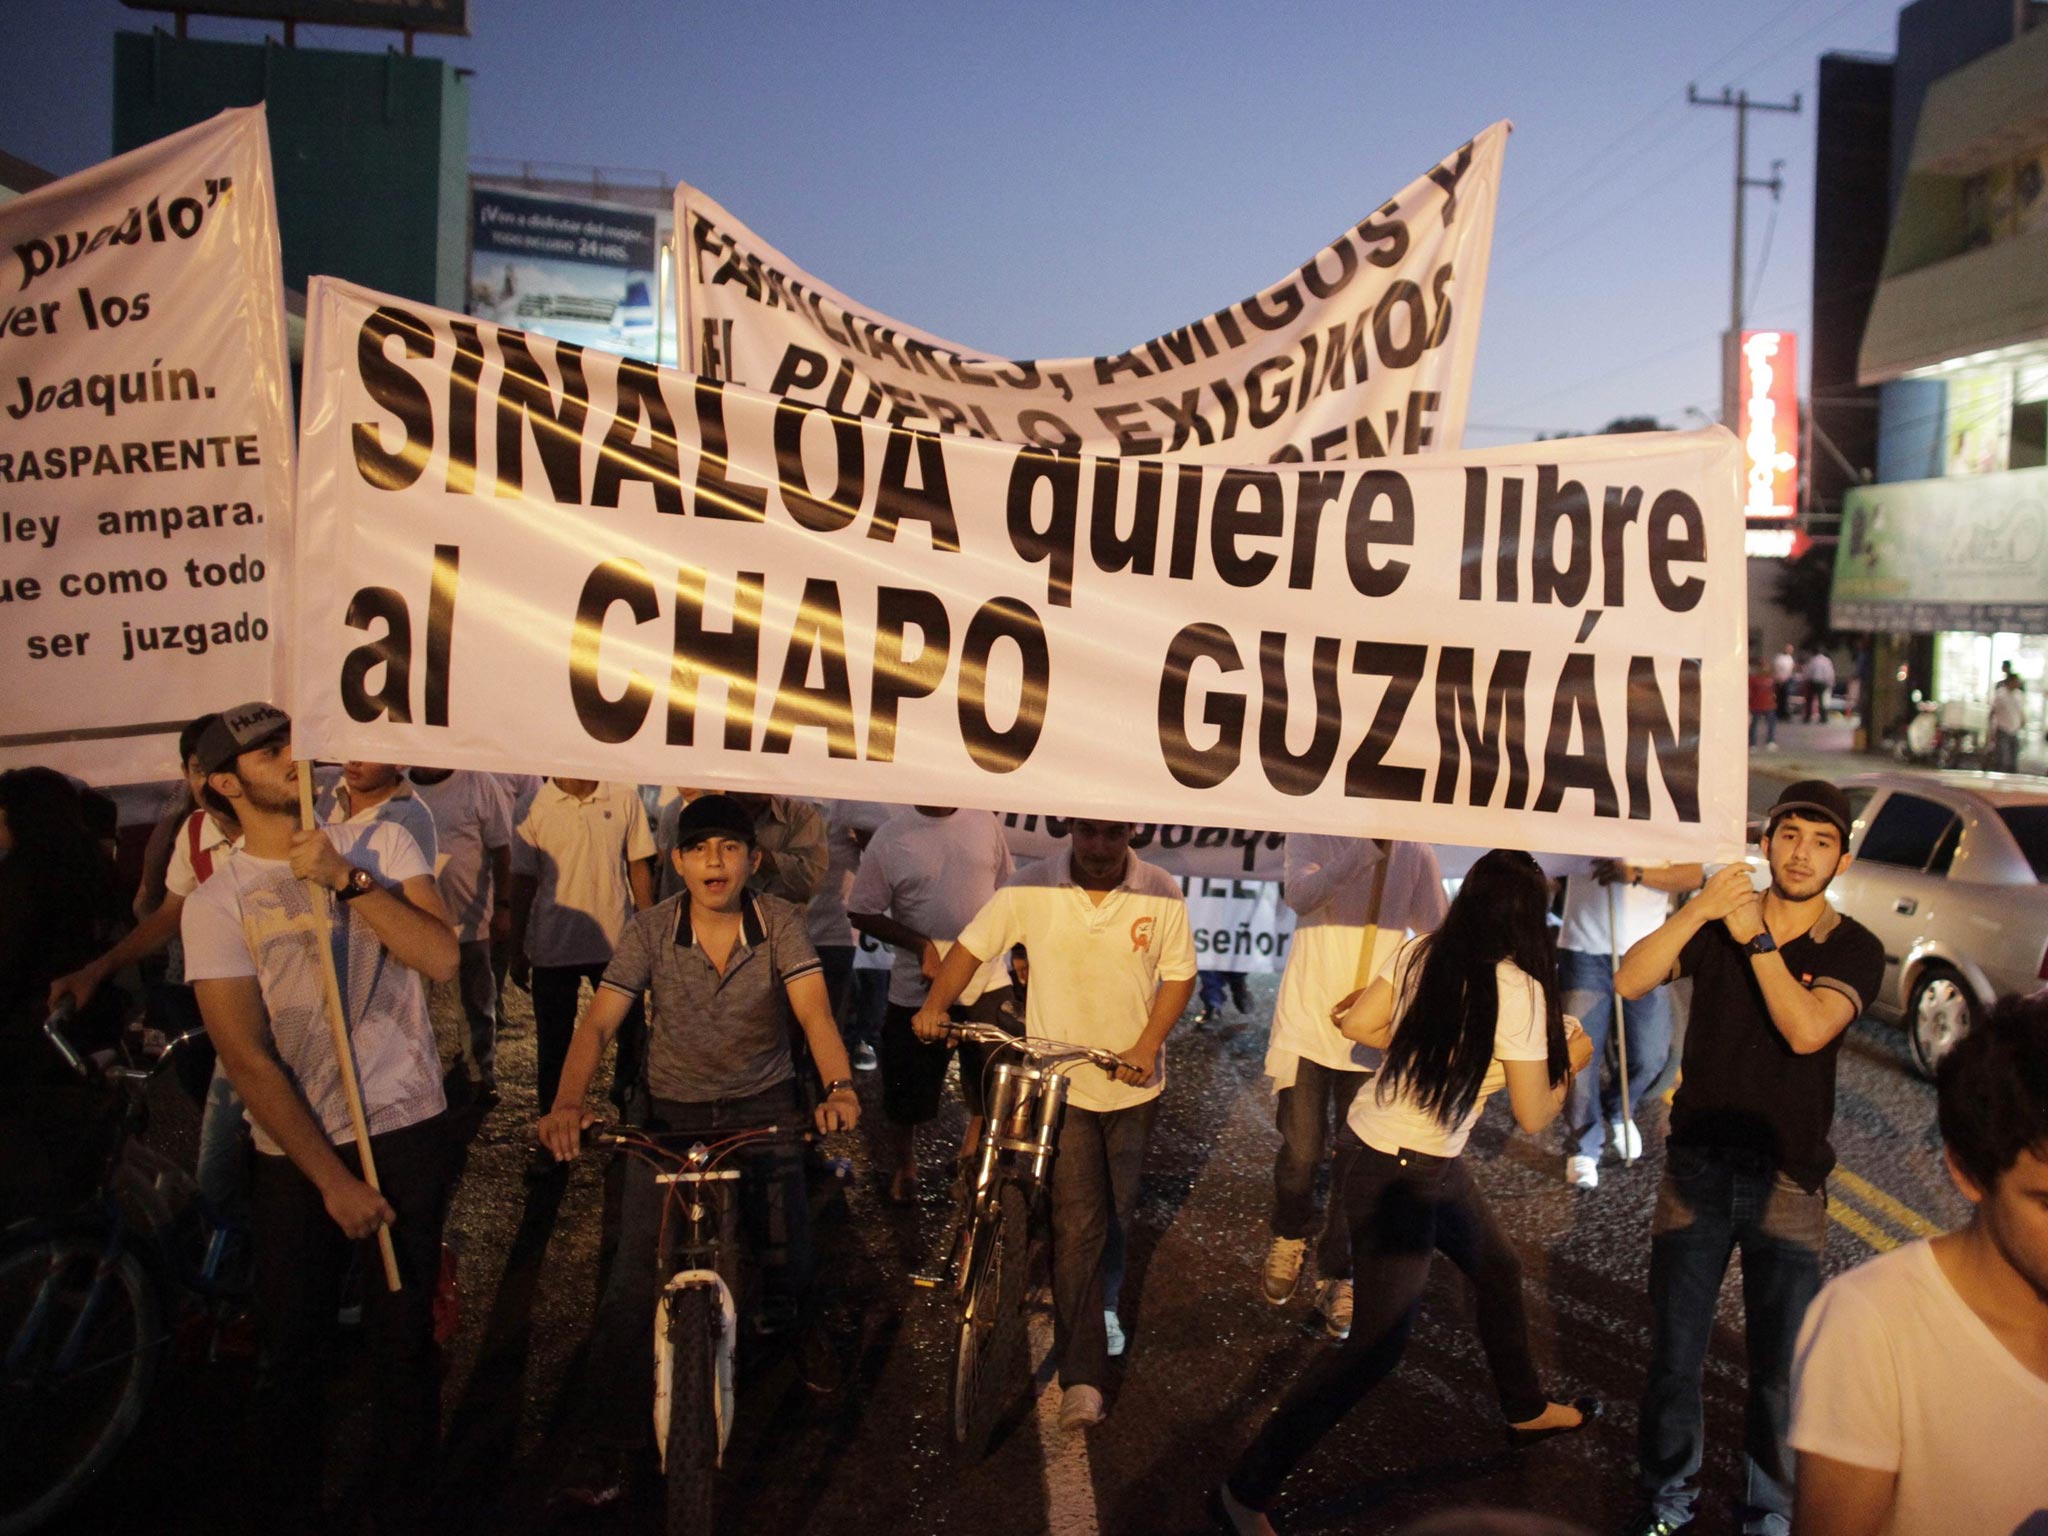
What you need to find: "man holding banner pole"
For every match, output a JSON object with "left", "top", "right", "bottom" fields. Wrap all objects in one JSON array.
[
  {"left": 1558, "top": 857, "right": 1700, "bottom": 1191},
  {"left": 179, "top": 703, "right": 460, "bottom": 1526},
  {"left": 1262, "top": 837, "right": 1446, "bottom": 1338}
]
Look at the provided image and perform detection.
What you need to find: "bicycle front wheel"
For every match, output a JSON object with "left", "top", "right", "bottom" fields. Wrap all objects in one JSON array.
[
  {"left": 0, "top": 1231, "right": 161, "bottom": 1535},
  {"left": 663, "top": 1284, "right": 719, "bottom": 1536},
  {"left": 949, "top": 1181, "right": 1031, "bottom": 1459}
]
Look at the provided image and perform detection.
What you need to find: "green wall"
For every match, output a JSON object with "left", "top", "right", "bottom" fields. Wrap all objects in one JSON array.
[{"left": 113, "top": 29, "right": 469, "bottom": 308}]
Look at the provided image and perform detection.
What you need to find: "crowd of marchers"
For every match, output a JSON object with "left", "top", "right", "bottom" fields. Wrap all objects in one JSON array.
[{"left": 2, "top": 708, "right": 2044, "bottom": 1536}]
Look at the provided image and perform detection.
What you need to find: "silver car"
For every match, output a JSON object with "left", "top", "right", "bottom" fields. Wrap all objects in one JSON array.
[{"left": 1801, "top": 772, "right": 2048, "bottom": 1075}]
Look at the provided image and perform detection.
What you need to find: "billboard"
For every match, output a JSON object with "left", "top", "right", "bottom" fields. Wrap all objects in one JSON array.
[
  {"left": 1739, "top": 329, "right": 1798, "bottom": 520},
  {"left": 467, "top": 185, "right": 672, "bottom": 364}
]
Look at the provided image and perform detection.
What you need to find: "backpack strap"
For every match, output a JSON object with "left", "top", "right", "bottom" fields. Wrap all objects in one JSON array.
[{"left": 187, "top": 809, "right": 215, "bottom": 884}]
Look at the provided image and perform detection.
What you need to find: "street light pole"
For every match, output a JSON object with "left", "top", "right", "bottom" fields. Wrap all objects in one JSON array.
[{"left": 1689, "top": 85, "right": 1801, "bottom": 423}]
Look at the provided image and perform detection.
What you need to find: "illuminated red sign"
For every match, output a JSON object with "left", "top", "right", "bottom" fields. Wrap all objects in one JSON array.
[{"left": 1739, "top": 330, "right": 1798, "bottom": 520}]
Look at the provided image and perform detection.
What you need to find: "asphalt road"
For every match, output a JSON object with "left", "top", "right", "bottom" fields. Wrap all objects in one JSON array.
[{"left": 35, "top": 748, "right": 1969, "bottom": 1536}]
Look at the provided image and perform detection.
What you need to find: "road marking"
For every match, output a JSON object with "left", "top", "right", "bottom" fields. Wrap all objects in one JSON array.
[
  {"left": 1832, "top": 1168, "right": 1942, "bottom": 1239},
  {"left": 1029, "top": 1311, "right": 1100, "bottom": 1536},
  {"left": 1826, "top": 1197, "right": 1897, "bottom": 1252}
]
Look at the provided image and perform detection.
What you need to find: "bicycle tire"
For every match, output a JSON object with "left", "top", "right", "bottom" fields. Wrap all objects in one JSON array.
[
  {"left": 663, "top": 1284, "right": 719, "bottom": 1536},
  {"left": 949, "top": 1181, "right": 1031, "bottom": 1459},
  {"left": 0, "top": 1230, "right": 161, "bottom": 1535}
]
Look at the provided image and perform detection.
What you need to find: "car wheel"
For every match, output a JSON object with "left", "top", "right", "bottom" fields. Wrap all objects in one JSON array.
[{"left": 1906, "top": 965, "right": 1977, "bottom": 1079}]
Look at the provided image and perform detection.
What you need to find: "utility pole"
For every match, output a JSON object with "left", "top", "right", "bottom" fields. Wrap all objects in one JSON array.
[{"left": 1689, "top": 85, "right": 1801, "bottom": 424}]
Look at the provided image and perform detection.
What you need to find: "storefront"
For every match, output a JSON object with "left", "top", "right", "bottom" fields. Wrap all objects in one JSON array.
[{"left": 1833, "top": 465, "right": 2048, "bottom": 760}]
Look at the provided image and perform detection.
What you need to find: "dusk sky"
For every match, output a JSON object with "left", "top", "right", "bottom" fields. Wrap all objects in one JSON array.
[{"left": 3, "top": 0, "right": 1901, "bottom": 449}]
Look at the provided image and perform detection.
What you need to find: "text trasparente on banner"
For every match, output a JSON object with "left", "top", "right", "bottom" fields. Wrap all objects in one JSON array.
[
  {"left": 291, "top": 278, "right": 1747, "bottom": 864},
  {"left": 675, "top": 126, "right": 1506, "bottom": 466},
  {"left": 0, "top": 107, "right": 295, "bottom": 783}
]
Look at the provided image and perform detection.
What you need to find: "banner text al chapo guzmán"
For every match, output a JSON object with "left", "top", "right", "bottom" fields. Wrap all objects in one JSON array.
[{"left": 290, "top": 278, "right": 1747, "bottom": 865}]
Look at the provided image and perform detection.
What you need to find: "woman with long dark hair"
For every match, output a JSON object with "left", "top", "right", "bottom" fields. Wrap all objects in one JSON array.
[{"left": 1216, "top": 849, "right": 1598, "bottom": 1534}]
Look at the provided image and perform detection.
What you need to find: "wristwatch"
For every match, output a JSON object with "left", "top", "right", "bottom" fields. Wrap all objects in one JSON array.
[
  {"left": 824, "top": 1078, "right": 856, "bottom": 1097},
  {"left": 1744, "top": 930, "right": 1778, "bottom": 956},
  {"left": 334, "top": 866, "right": 376, "bottom": 902}
]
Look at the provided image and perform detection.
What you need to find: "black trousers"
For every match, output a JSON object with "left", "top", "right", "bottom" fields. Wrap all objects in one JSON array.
[
  {"left": 1228, "top": 1135, "right": 1549, "bottom": 1511},
  {"left": 248, "top": 1113, "right": 456, "bottom": 1527},
  {"left": 531, "top": 961, "right": 645, "bottom": 1113}
]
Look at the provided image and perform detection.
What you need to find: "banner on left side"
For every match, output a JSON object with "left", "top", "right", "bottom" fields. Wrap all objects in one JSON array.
[{"left": 0, "top": 107, "right": 294, "bottom": 784}]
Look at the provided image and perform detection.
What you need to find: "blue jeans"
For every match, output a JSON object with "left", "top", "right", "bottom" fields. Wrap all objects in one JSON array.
[
  {"left": 1558, "top": 947, "right": 1672, "bottom": 1159},
  {"left": 1748, "top": 710, "right": 1776, "bottom": 747},
  {"left": 1639, "top": 1145, "right": 1827, "bottom": 1535}
]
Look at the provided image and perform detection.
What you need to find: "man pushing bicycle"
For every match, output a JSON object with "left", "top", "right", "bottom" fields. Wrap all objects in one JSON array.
[
  {"left": 914, "top": 818, "right": 1196, "bottom": 1432},
  {"left": 537, "top": 794, "right": 860, "bottom": 1507}
]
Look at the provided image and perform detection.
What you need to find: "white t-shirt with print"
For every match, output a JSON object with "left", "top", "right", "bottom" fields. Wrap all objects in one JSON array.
[
  {"left": 512, "top": 780, "right": 655, "bottom": 967},
  {"left": 180, "top": 820, "right": 445, "bottom": 1155},
  {"left": 848, "top": 808, "right": 1014, "bottom": 1009},
  {"left": 1791, "top": 1238, "right": 2048, "bottom": 1536},
  {"left": 955, "top": 848, "right": 1197, "bottom": 1114},
  {"left": 1346, "top": 939, "right": 1551, "bottom": 1159}
]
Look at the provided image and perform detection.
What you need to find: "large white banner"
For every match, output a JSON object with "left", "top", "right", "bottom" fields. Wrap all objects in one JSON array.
[
  {"left": 0, "top": 108, "right": 295, "bottom": 783},
  {"left": 292, "top": 280, "right": 1747, "bottom": 864},
  {"left": 675, "top": 126, "right": 1505, "bottom": 465}
]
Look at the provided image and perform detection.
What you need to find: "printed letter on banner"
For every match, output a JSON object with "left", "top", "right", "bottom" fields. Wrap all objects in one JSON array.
[
  {"left": 292, "top": 279, "right": 1748, "bottom": 866},
  {"left": 0, "top": 107, "right": 295, "bottom": 783},
  {"left": 673, "top": 125, "right": 1506, "bottom": 464}
]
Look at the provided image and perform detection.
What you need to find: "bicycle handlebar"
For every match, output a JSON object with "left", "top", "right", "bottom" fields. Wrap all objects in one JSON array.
[
  {"left": 43, "top": 1003, "right": 209, "bottom": 1084},
  {"left": 42, "top": 999, "right": 88, "bottom": 1077},
  {"left": 938, "top": 1021, "right": 1125, "bottom": 1076}
]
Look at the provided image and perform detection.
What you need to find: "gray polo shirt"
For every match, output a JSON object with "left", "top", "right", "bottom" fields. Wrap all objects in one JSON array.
[{"left": 600, "top": 890, "right": 822, "bottom": 1104}]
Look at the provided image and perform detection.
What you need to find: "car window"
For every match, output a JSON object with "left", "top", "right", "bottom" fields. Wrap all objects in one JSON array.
[
  {"left": 1855, "top": 793, "right": 1958, "bottom": 872},
  {"left": 1843, "top": 787, "right": 1876, "bottom": 841},
  {"left": 1999, "top": 807, "right": 2048, "bottom": 880}
]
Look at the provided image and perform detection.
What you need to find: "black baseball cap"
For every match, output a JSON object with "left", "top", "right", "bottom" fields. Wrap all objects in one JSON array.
[
  {"left": 672, "top": 794, "right": 757, "bottom": 851},
  {"left": 1765, "top": 779, "right": 1854, "bottom": 841},
  {"left": 194, "top": 701, "right": 291, "bottom": 774}
]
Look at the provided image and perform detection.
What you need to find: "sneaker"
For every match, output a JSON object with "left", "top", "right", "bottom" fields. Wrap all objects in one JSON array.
[
  {"left": 1261, "top": 1236, "right": 1307, "bottom": 1304},
  {"left": 1229, "top": 976, "right": 1253, "bottom": 1013},
  {"left": 1058, "top": 1382, "right": 1106, "bottom": 1431},
  {"left": 1567, "top": 1155, "right": 1600, "bottom": 1190},
  {"left": 1610, "top": 1117, "right": 1644, "bottom": 1161},
  {"left": 1104, "top": 1310, "right": 1126, "bottom": 1358},
  {"left": 1765, "top": 741, "right": 1780, "bottom": 752},
  {"left": 851, "top": 1041, "right": 879, "bottom": 1072},
  {"left": 552, "top": 1441, "right": 634, "bottom": 1508},
  {"left": 1314, "top": 1278, "right": 1353, "bottom": 1340}
]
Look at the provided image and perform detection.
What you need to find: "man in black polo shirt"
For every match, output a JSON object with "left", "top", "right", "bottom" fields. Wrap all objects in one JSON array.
[
  {"left": 537, "top": 794, "right": 860, "bottom": 1504},
  {"left": 1614, "top": 780, "right": 1883, "bottom": 1536}
]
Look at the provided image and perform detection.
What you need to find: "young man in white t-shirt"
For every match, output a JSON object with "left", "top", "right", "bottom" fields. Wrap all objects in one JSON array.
[
  {"left": 510, "top": 778, "right": 655, "bottom": 1125},
  {"left": 179, "top": 702, "right": 460, "bottom": 1527},
  {"left": 319, "top": 759, "right": 440, "bottom": 867},
  {"left": 1556, "top": 856, "right": 1700, "bottom": 1190},
  {"left": 1789, "top": 992, "right": 2048, "bottom": 1536},
  {"left": 849, "top": 805, "right": 1014, "bottom": 1202},
  {"left": 915, "top": 819, "right": 1197, "bottom": 1431}
]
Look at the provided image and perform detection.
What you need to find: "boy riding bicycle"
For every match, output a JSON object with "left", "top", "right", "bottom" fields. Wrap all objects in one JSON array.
[{"left": 537, "top": 794, "right": 860, "bottom": 1506}]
